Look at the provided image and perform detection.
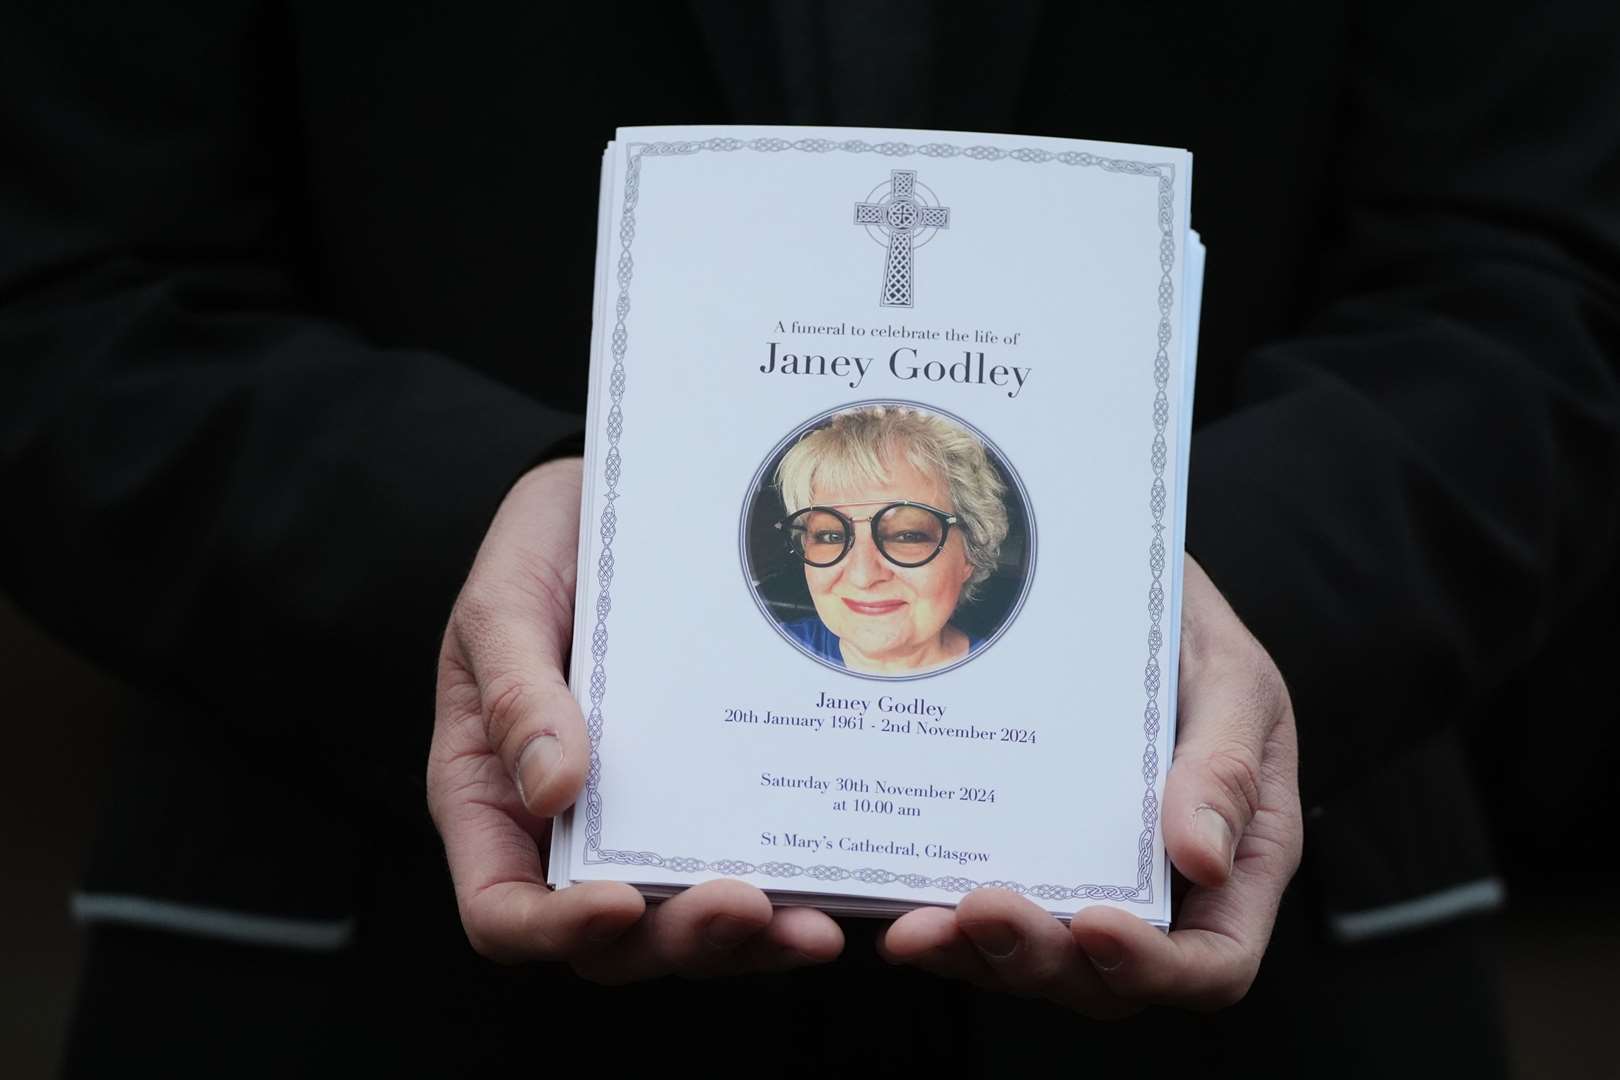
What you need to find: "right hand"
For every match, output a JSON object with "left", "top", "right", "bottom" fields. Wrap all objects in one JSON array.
[{"left": 427, "top": 456, "right": 845, "bottom": 982}]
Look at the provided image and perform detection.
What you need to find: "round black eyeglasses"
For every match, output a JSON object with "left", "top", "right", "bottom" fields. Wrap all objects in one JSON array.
[{"left": 775, "top": 500, "right": 958, "bottom": 569}]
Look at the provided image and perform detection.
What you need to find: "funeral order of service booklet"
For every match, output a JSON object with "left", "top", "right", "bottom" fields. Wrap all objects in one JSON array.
[{"left": 550, "top": 126, "right": 1203, "bottom": 925}]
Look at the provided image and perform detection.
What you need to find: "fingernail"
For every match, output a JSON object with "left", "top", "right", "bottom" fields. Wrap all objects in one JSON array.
[
  {"left": 962, "top": 921, "right": 1020, "bottom": 960},
  {"left": 1083, "top": 936, "right": 1124, "bottom": 973},
  {"left": 584, "top": 915, "right": 628, "bottom": 944},
  {"left": 514, "top": 733, "right": 563, "bottom": 807},
  {"left": 1194, "top": 805, "right": 1235, "bottom": 874},
  {"left": 703, "top": 914, "right": 756, "bottom": 949}
]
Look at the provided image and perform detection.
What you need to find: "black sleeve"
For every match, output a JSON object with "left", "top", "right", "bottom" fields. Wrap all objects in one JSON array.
[
  {"left": 1184, "top": 2, "right": 1620, "bottom": 805},
  {"left": 0, "top": 3, "right": 581, "bottom": 815}
]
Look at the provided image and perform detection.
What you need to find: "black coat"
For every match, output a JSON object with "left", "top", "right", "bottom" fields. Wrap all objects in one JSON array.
[{"left": 3, "top": 0, "right": 1617, "bottom": 1063}]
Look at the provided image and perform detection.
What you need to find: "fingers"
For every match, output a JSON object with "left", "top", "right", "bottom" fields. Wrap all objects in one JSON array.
[
  {"left": 436, "top": 641, "right": 843, "bottom": 980},
  {"left": 433, "top": 670, "right": 842, "bottom": 982},
  {"left": 436, "top": 746, "right": 842, "bottom": 978},
  {"left": 1070, "top": 872, "right": 1266, "bottom": 1010},
  {"left": 883, "top": 885, "right": 1267, "bottom": 1015},
  {"left": 462, "top": 881, "right": 647, "bottom": 965},
  {"left": 747, "top": 904, "right": 848, "bottom": 972},
  {"left": 957, "top": 889, "right": 1079, "bottom": 994},
  {"left": 880, "top": 905, "right": 998, "bottom": 988},
  {"left": 885, "top": 886, "right": 1281, "bottom": 1015},
  {"left": 881, "top": 890, "right": 1140, "bottom": 1018},
  {"left": 434, "top": 745, "right": 843, "bottom": 977},
  {"left": 1165, "top": 556, "right": 1290, "bottom": 887},
  {"left": 570, "top": 880, "right": 845, "bottom": 985}
]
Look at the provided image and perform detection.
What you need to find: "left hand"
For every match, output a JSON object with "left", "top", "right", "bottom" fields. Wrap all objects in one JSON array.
[
  {"left": 427, "top": 458, "right": 844, "bottom": 982},
  {"left": 878, "top": 555, "right": 1303, "bottom": 1016}
]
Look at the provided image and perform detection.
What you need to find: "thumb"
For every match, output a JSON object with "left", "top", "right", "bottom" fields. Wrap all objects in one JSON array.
[
  {"left": 451, "top": 458, "right": 591, "bottom": 819},
  {"left": 1164, "top": 560, "right": 1283, "bottom": 888},
  {"left": 450, "top": 580, "right": 588, "bottom": 821},
  {"left": 483, "top": 657, "right": 589, "bottom": 820},
  {"left": 443, "top": 579, "right": 589, "bottom": 822}
]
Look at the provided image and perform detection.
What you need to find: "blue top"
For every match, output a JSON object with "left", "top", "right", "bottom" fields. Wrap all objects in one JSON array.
[{"left": 782, "top": 616, "right": 981, "bottom": 669}]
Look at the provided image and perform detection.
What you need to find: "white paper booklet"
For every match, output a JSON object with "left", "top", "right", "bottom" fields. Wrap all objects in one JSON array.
[{"left": 550, "top": 125, "right": 1203, "bottom": 925}]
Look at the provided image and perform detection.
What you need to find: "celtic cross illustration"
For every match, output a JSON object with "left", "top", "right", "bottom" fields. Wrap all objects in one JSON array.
[{"left": 853, "top": 170, "right": 951, "bottom": 307}]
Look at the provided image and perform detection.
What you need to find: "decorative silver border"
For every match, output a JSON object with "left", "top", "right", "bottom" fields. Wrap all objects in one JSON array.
[
  {"left": 583, "top": 136, "right": 1176, "bottom": 906},
  {"left": 736, "top": 397, "right": 1037, "bottom": 683}
]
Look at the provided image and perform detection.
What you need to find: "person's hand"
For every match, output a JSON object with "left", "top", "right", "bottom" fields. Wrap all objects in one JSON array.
[
  {"left": 427, "top": 456, "right": 845, "bottom": 982},
  {"left": 878, "top": 555, "right": 1303, "bottom": 1016}
]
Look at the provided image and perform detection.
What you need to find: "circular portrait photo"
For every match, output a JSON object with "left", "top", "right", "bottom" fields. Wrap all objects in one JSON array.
[{"left": 740, "top": 401, "right": 1035, "bottom": 680}]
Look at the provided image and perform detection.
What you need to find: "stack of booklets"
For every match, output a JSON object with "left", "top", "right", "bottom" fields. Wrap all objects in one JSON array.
[{"left": 550, "top": 125, "right": 1203, "bottom": 926}]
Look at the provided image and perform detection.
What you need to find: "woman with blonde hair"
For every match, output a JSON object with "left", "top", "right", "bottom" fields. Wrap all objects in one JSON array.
[{"left": 773, "top": 406, "right": 1010, "bottom": 674}]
